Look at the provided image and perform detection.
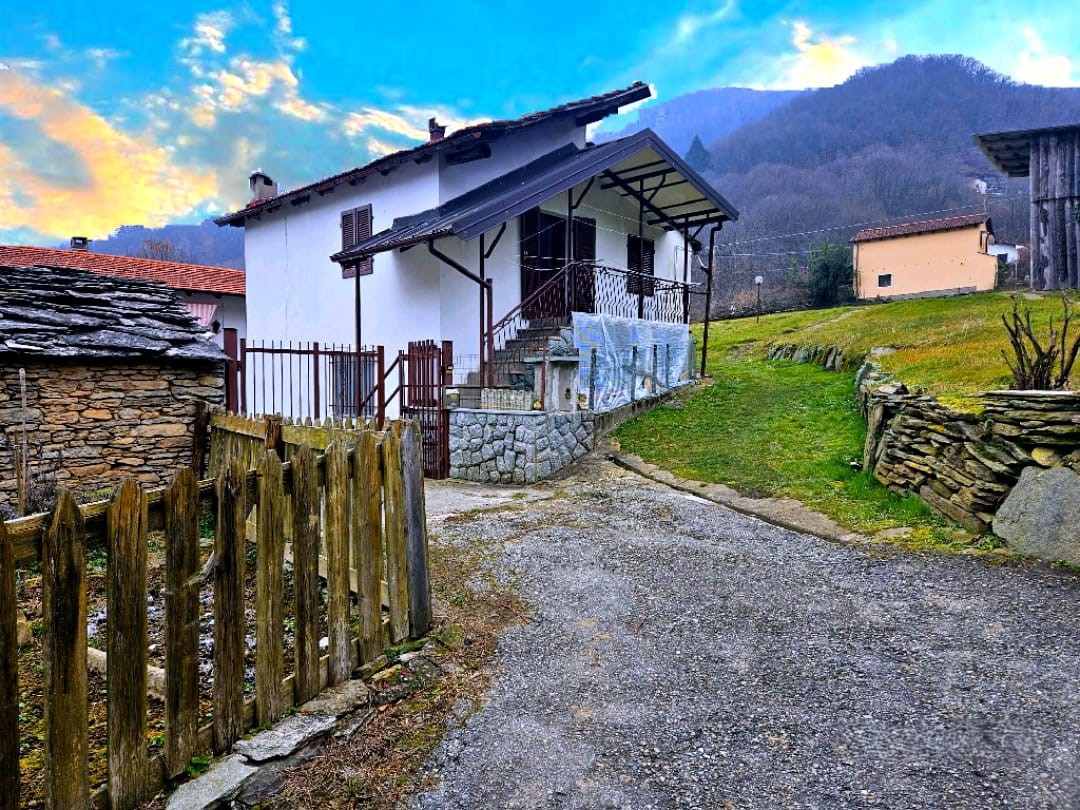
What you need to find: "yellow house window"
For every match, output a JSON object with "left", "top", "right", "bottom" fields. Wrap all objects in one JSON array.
[{"left": 878, "top": 274, "right": 892, "bottom": 288}]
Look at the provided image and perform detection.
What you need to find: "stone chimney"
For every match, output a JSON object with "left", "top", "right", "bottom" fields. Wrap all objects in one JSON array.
[
  {"left": 70, "top": 236, "right": 90, "bottom": 251},
  {"left": 428, "top": 117, "right": 446, "bottom": 143},
  {"left": 248, "top": 169, "right": 278, "bottom": 201}
]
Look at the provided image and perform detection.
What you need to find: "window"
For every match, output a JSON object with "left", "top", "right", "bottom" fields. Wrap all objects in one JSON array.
[
  {"left": 878, "top": 273, "right": 892, "bottom": 288},
  {"left": 627, "top": 234, "right": 655, "bottom": 296},
  {"left": 341, "top": 205, "right": 373, "bottom": 278}
]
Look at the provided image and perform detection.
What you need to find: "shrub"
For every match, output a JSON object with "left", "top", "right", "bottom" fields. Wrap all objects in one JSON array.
[
  {"left": 807, "top": 242, "right": 854, "bottom": 307},
  {"left": 1001, "top": 293, "right": 1080, "bottom": 390}
]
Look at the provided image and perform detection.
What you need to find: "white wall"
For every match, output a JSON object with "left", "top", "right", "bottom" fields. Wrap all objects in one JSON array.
[{"left": 438, "top": 120, "right": 585, "bottom": 203}]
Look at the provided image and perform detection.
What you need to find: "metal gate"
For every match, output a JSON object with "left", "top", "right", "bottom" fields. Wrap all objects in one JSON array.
[{"left": 399, "top": 339, "right": 452, "bottom": 479}]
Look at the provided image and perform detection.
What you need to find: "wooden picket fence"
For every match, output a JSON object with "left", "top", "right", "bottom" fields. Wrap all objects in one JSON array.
[{"left": 0, "top": 420, "right": 430, "bottom": 810}]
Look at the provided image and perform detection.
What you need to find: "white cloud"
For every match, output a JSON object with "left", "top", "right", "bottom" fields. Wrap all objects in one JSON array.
[
  {"left": 753, "top": 20, "right": 871, "bottom": 90},
  {"left": 1013, "top": 27, "right": 1078, "bottom": 86},
  {"left": 672, "top": 0, "right": 736, "bottom": 45}
]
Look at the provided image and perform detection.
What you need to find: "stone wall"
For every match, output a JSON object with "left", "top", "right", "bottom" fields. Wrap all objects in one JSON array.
[
  {"left": 449, "top": 410, "right": 595, "bottom": 484},
  {"left": 0, "top": 360, "right": 224, "bottom": 510},
  {"left": 861, "top": 382, "right": 1080, "bottom": 532}
]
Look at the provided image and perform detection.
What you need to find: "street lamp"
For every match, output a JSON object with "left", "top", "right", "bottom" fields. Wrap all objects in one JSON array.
[{"left": 754, "top": 275, "right": 764, "bottom": 323}]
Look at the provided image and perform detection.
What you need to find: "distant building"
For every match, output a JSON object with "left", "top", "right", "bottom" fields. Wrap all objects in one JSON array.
[
  {"left": 976, "top": 124, "right": 1080, "bottom": 290},
  {"left": 850, "top": 213, "right": 998, "bottom": 300}
]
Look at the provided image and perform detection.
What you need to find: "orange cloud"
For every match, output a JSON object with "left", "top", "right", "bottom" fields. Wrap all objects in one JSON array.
[{"left": 0, "top": 69, "right": 218, "bottom": 240}]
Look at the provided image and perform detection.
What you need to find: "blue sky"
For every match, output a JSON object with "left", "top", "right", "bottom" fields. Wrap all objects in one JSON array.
[{"left": 1, "top": 0, "right": 1077, "bottom": 245}]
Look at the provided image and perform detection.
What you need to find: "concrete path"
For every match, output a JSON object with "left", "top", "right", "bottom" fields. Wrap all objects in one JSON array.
[{"left": 415, "top": 457, "right": 1080, "bottom": 810}]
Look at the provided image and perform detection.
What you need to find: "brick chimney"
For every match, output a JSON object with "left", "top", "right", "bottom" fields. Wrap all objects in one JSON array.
[
  {"left": 70, "top": 236, "right": 89, "bottom": 251},
  {"left": 428, "top": 117, "right": 446, "bottom": 143}
]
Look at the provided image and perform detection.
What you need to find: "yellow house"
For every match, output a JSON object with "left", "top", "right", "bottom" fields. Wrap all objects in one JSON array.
[{"left": 851, "top": 213, "right": 999, "bottom": 300}]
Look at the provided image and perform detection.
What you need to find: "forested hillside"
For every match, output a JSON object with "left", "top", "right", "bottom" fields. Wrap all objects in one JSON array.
[
  {"left": 77, "top": 219, "right": 245, "bottom": 269},
  {"left": 695, "top": 56, "right": 1080, "bottom": 308},
  {"left": 599, "top": 87, "right": 802, "bottom": 154}
]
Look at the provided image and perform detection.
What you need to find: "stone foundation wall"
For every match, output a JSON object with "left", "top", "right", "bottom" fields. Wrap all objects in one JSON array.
[
  {"left": 449, "top": 410, "right": 595, "bottom": 484},
  {"left": 0, "top": 360, "right": 224, "bottom": 510}
]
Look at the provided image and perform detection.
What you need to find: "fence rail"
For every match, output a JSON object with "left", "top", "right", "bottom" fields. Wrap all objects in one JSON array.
[
  {"left": 485, "top": 262, "right": 695, "bottom": 388},
  {"left": 0, "top": 420, "right": 429, "bottom": 809},
  {"left": 233, "top": 340, "right": 385, "bottom": 424}
]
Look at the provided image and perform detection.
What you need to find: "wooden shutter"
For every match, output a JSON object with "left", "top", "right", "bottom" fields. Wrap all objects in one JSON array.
[
  {"left": 573, "top": 217, "right": 596, "bottom": 263},
  {"left": 627, "top": 234, "right": 655, "bottom": 296},
  {"left": 341, "top": 205, "right": 374, "bottom": 279}
]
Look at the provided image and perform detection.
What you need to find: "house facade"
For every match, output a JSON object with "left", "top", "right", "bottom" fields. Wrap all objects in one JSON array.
[
  {"left": 851, "top": 213, "right": 999, "bottom": 300},
  {"left": 218, "top": 84, "right": 737, "bottom": 416},
  {"left": 0, "top": 244, "right": 246, "bottom": 349}
]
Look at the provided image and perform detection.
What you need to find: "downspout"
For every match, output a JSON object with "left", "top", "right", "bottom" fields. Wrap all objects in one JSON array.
[
  {"left": 700, "top": 226, "right": 718, "bottom": 378},
  {"left": 427, "top": 239, "right": 494, "bottom": 385}
]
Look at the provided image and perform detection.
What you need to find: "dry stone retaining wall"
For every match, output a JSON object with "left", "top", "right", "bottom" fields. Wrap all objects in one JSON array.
[
  {"left": 0, "top": 360, "right": 224, "bottom": 509},
  {"left": 770, "top": 341, "right": 1080, "bottom": 537}
]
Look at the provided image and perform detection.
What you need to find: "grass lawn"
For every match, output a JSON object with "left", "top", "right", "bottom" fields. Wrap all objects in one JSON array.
[{"left": 613, "top": 291, "right": 1080, "bottom": 550}]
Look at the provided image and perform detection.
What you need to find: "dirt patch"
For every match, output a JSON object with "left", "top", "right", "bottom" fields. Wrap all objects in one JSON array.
[{"left": 271, "top": 510, "right": 526, "bottom": 809}]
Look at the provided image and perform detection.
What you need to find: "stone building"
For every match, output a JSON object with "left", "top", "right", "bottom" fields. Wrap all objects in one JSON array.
[{"left": 0, "top": 263, "right": 225, "bottom": 514}]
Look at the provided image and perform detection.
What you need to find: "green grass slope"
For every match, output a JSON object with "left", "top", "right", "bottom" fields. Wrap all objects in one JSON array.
[{"left": 616, "top": 291, "right": 1079, "bottom": 549}]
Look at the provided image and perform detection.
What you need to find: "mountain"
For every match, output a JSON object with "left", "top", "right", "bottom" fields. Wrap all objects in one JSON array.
[
  {"left": 692, "top": 55, "right": 1080, "bottom": 307},
  {"left": 598, "top": 86, "right": 803, "bottom": 154},
  {"left": 75, "top": 219, "right": 245, "bottom": 269}
]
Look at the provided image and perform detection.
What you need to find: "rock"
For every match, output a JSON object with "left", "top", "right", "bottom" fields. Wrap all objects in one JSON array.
[
  {"left": 993, "top": 466, "right": 1080, "bottom": 565},
  {"left": 166, "top": 754, "right": 257, "bottom": 810},
  {"left": 16, "top": 615, "right": 32, "bottom": 648},
  {"left": 1031, "top": 446, "right": 1063, "bottom": 467},
  {"left": 233, "top": 712, "right": 338, "bottom": 762},
  {"left": 300, "top": 678, "right": 371, "bottom": 716}
]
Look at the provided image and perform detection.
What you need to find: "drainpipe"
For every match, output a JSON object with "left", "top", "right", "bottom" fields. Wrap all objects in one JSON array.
[{"left": 700, "top": 226, "right": 718, "bottom": 378}]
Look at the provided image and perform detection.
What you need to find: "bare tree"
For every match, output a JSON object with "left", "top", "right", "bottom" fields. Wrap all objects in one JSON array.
[{"left": 132, "top": 237, "right": 186, "bottom": 262}]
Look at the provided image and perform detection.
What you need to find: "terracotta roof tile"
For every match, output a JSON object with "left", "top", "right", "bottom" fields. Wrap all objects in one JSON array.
[
  {"left": 0, "top": 246, "right": 245, "bottom": 295},
  {"left": 851, "top": 213, "right": 991, "bottom": 244}
]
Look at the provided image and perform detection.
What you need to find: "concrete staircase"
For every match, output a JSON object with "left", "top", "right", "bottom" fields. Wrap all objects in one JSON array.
[{"left": 458, "top": 320, "right": 569, "bottom": 408}]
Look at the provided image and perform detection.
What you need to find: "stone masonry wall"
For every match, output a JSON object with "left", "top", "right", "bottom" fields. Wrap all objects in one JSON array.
[
  {"left": 449, "top": 410, "right": 595, "bottom": 484},
  {"left": 770, "top": 341, "right": 1080, "bottom": 533},
  {"left": 861, "top": 382, "right": 1080, "bottom": 532},
  {"left": 0, "top": 360, "right": 224, "bottom": 510}
]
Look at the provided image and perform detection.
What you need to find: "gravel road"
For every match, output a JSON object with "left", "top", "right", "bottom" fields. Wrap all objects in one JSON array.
[{"left": 414, "top": 458, "right": 1080, "bottom": 810}]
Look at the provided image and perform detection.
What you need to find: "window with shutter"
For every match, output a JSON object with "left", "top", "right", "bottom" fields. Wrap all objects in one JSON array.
[
  {"left": 341, "top": 204, "right": 373, "bottom": 279},
  {"left": 627, "top": 234, "right": 655, "bottom": 296}
]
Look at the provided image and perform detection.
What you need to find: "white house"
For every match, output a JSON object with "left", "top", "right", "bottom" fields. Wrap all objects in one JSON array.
[{"left": 217, "top": 83, "right": 738, "bottom": 428}]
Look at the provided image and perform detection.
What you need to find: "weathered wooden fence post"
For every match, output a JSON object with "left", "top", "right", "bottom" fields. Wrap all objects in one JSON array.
[
  {"left": 290, "top": 444, "right": 321, "bottom": 703},
  {"left": 214, "top": 459, "right": 247, "bottom": 752},
  {"left": 43, "top": 491, "right": 88, "bottom": 809},
  {"left": 256, "top": 451, "right": 286, "bottom": 725},
  {"left": 382, "top": 425, "right": 410, "bottom": 643},
  {"left": 401, "top": 422, "right": 431, "bottom": 639},
  {"left": 324, "top": 441, "right": 352, "bottom": 684},
  {"left": 164, "top": 468, "right": 200, "bottom": 777},
  {"left": 353, "top": 430, "right": 385, "bottom": 662},
  {"left": 0, "top": 519, "right": 18, "bottom": 810},
  {"left": 107, "top": 480, "right": 149, "bottom": 809}
]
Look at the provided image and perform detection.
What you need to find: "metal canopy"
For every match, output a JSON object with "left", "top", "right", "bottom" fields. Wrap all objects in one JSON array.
[
  {"left": 975, "top": 123, "right": 1080, "bottom": 178},
  {"left": 331, "top": 129, "right": 738, "bottom": 268}
]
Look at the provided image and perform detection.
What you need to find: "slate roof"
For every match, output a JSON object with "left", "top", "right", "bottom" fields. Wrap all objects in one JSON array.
[
  {"left": 216, "top": 82, "right": 653, "bottom": 227},
  {"left": 0, "top": 246, "right": 246, "bottom": 296},
  {"left": 851, "top": 213, "right": 992, "bottom": 244},
  {"left": 331, "top": 129, "right": 739, "bottom": 265},
  {"left": 0, "top": 263, "right": 226, "bottom": 362}
]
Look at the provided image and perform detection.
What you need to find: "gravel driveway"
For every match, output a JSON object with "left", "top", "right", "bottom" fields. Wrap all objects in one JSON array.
[{"left": 414, "top": 458, "right": 1080, "bottom": 810}]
